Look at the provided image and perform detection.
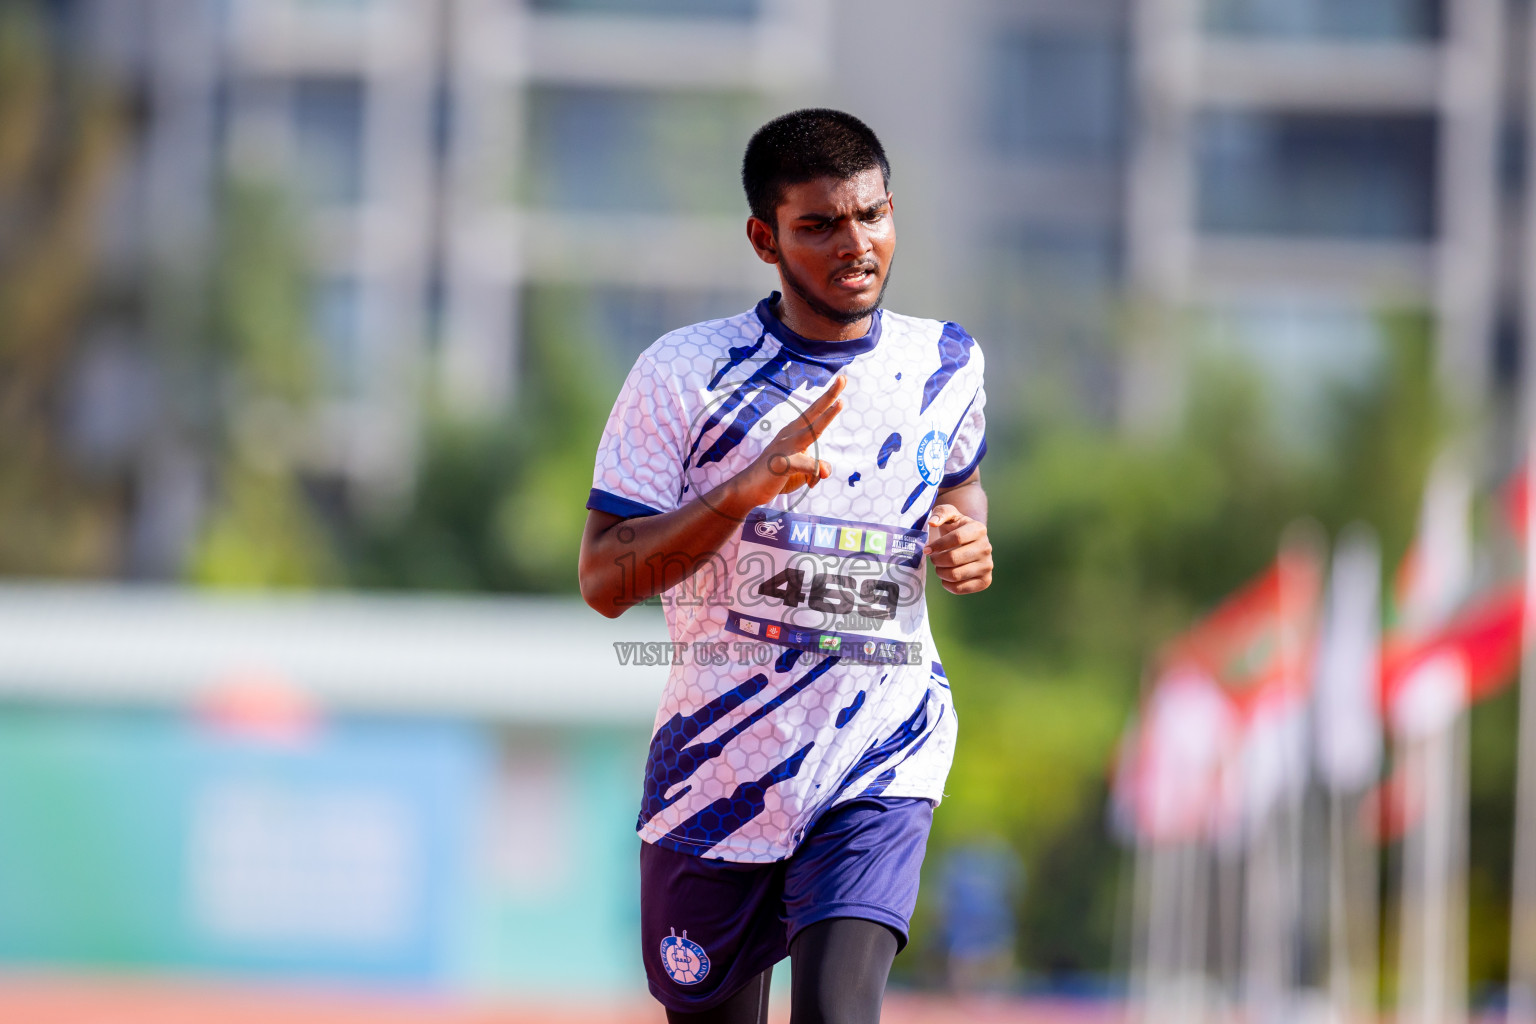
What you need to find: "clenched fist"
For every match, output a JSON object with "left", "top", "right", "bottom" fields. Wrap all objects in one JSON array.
[{"left": 924, "top": 503, "right": 993, "bottom": 595}]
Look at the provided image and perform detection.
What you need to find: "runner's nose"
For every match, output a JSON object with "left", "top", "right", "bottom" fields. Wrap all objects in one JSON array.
[{"left": 835, "top": 220, "right": 873, "bottom": 262}]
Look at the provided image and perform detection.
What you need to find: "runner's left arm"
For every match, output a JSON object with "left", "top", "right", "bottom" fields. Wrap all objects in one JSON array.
[{"left": 925, "top": 469, "right": 991, "bottom": 595}]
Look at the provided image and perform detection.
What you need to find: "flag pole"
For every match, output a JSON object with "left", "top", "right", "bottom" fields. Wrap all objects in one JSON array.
[
  {"left": 1317, "top": 524, "right": 1383, "bottom": 1024},
  {"left": 1392, "top": 454, "right": 1474, "bottom": 1024},
  {"left": 1506, "top": 0, "right": 1536, "bottom": 1016},
  {"left": 1507, "top": 438, "right": 1536, "bottom": 1023}
]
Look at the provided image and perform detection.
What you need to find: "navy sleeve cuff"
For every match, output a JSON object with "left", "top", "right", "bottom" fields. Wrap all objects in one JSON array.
[
  {"left": 939, "top": 436, "right": 987, "bottom": 489},
  {"left": 586, "top": 488, "right": 666, "bottom": 520}
]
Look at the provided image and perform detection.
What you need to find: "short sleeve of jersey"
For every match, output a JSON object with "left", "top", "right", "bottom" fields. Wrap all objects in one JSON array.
[
  {"left": 588, "top": 349, "right": 686, "bottom": 519},
  {"left": 941, "top": 380, "right": 987, "bottom": 489}
]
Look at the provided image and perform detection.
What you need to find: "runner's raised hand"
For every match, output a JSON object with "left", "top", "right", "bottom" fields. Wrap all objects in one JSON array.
[{"left": 734, "top": 374, "right": 846, "bottom": 505}]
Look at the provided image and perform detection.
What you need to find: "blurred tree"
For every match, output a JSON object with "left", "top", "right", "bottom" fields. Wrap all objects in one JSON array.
[
  {"left": 906, "top": 318, "right": 1445, "bottom": 985},
  {"left": 186, "top": 183, "right": 339, "bottom": 587},
  {"left": 0, "top": 3, "right": 126, "bottom": 575},
  {"left": 345, "top": 285, "right": 615, "bottom": 592}
]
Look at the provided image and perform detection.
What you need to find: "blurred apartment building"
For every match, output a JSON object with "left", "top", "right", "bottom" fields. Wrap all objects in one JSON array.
[
  {"left": 42, "top": 0, "right": 1536, "bottom": 565},
  {"left": 1124, "top": 0, "right": 1518, "bottom": 428},
  {"left": 72, "top": 0, "right": 831, "bottom": 500},
  {"left": 959, "top": 0, "right": 1523, "bottom": 430}
]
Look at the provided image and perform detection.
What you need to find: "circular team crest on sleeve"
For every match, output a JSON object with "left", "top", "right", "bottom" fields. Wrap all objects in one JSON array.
[
  {"left": 660, "top": 928, "right": 710, "bottom": 985},
  {"left": 915, "top": 430, "right": 949, "bottom": 486}
]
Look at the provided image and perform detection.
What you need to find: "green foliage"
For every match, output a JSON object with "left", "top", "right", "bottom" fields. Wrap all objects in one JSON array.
[
  {"left": 0, "top": 2, "right": 126, "bottom": 576},
  {"left": 186, "top": 183, "right": 337, "bottom": 587},
  {"left": 493, "top": 287, "right": 617, "bottom": 588},
  {"left": 207, "top": 185, "right": 318, "bottom": 404},
  {"left": 910, "top": 321, "right": 1443, "bottom": 983},
  {"left": 1468, "top": 682, "right": 1521, "bottom": 989},
  {"left": 346, "top": 285, "right": 617, "bottom": 592},
  {"left": 188, "top": 459, "right": 337, "bottom": 587},
  {"left": 1313, "top": 311, "right": 1445, "bottom": 569}
]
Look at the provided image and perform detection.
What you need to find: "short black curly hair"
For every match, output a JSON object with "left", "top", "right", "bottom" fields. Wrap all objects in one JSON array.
[{"left": 741, "top": 108, "right": 890, "bottom": 229}]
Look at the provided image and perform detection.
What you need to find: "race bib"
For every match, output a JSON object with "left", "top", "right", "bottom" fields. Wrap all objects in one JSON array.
[{"left": 724, "top": 507, "right": 927, "bottom": 665}]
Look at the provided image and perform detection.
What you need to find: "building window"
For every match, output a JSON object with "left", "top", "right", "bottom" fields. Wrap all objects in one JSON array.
[
  {"left": 522, "top": 285, "right": 761, "bottom": 371},
  {"left": 998, "top": 225, "right": 1121, "bottom": 295},
  {"left": 990, "top": 31, "right": 1126, "bottom": 160},
  {"left": 585, "top": 286, "right": 762, "bottom": 363},
  {"left": 522, "top": 87, "right": 757, "bottom": 215},
  {"left": 1202, "top": 302, "right": 1400, "bottom": 452},
  {"left": 312, "top": 277, "right": 363, "bottom": 395},
  {"left": 292, "top": 78, "right": 366, "bottom": 206},
  {"left": 1203, "top": 0, "right": 1442, "bottom": 41},
  {"left": 527, "top": 0, "right": 760, "bottom": 18},
  {"left": 1197, "top": 112, "right": 1437, "bottom": 240}
]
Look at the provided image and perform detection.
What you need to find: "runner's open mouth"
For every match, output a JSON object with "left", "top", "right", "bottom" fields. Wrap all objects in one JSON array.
[{"left": 833, "top": 264, "right": 879, "bottom": 287}]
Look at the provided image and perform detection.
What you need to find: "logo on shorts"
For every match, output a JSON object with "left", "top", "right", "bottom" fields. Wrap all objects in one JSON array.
[
  {"left": 738, "top": 618, "right": 761, "bottom": 636},
  {"left": 661, "top": 928, "right": 710, "bottom": 985},
  {"left": 765, "top": 624, "right": 782, "bottom": 640},
  {"left": 915, "top": 430, "right": 949, "bottom": 486}
]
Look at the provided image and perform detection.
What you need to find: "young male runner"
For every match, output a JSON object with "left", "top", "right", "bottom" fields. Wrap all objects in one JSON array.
[{"left": 579, "top": 109, "right": 993, "bottom": 1024}]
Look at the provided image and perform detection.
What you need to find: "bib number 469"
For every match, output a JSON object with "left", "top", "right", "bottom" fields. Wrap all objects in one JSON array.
[{"left": 755, "top": 568, "right": 897, "bottom": 620}]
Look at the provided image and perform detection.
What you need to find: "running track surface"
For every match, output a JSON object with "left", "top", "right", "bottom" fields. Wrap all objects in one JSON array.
[{"left": 0, "top": 976, "right": 1124, "bottom": 1024}]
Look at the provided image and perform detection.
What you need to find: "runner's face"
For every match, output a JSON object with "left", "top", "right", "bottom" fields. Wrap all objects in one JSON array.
[{"left": 760, "top": 169, "right": 895, "bottom": 325}]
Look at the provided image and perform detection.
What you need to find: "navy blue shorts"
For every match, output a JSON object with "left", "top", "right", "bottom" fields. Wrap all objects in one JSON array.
[{"left": 639, "top": 796, "right": 933, "bottom": 1014}]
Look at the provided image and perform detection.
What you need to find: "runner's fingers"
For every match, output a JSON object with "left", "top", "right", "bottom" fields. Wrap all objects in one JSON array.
[
  {"left": 942, "top": 575, "right": 992, "bottom": 595},
  {"left": 771, "top": 395, "right": 843, "bottom": 451},
  {"left": 933, "top": 549, "right": 993, "bottom": 578},
  {"left": 927, "top": 504, "right": 963, "bottom": 530},
  {"left": 779, "top": 375, "right": 846, "bottom": 445},
  {"left": 925, "top": 520, "right": 985, "bottom": 555},
  {"left": 816, "top": 372, "right": 848, "bottom": 407},
  {"left": 929, "top": 540, "right": 990, "bottom": 569},
  {"left": 802, "top": 397, "right": 844, "bottom": 442},
  {"left": 773, "top": 452, "right": 826, "bottom": 492},
  {"left": 788, "top": 375, "right": 845, "bottom": 426}
]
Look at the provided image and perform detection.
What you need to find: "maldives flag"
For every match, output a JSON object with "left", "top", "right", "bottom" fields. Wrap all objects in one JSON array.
[
  {"left": 1380, "top": 459, "right": 1523, "bottom": 737},
  {"left": 1365, "top": 585, "right": 1523, "bottom": 839},
  {"left": 1116, "top": 543, "right": 1323, "bottom": 843},
  {"left": 1114, "top": 668, "right": 1240, "bottom": 843},
  {"left": 1381, "top": 585, "right": 1524, "bottom": 738},
  {"left": 1159, "top": 545, "right": 1324, "bottom": 718},
  {"left": 1363, "top": 461, "right": 1524, "bottom": 836},
  {"left": 1503, "top": 465, "right": 1530, "bottom": 541}
]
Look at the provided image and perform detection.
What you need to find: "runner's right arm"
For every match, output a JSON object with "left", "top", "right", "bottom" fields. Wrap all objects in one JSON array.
[{"left": 579, "top": 375, "right": 846, "bottom": 618}]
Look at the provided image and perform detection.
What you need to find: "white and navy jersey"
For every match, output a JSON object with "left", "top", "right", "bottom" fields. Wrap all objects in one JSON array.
[{"left": 588, "top": 293, "right": 987, "bottom": 864}]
